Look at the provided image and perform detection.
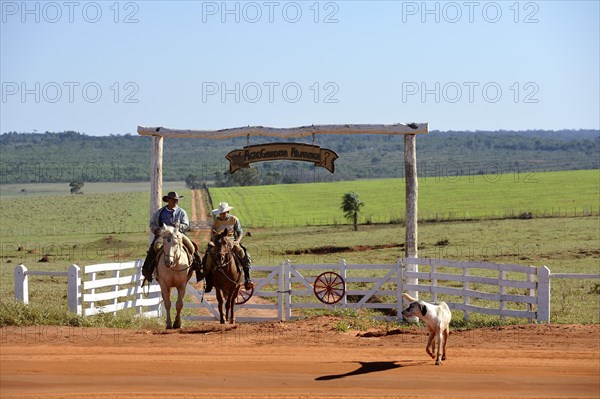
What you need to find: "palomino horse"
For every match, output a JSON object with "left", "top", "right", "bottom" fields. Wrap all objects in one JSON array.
[
  {"left": 207, "top": 229, "right": 242, "bottom": 324},
  {"left": 156, "top": 224, "right": 194, "bottom": 329}
]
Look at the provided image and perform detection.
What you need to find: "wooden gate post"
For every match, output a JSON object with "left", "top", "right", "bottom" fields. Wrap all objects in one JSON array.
[
  {"left": 150, "top": 135, "right": 163, "bottom": 222},
  {"left": 404, "top": 134, "right": 419, "bottom": 300}
]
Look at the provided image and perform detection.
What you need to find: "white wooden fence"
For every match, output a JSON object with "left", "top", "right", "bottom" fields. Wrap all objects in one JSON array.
[
  {"left": 14, "top": 261, "right": 162, "bottom": 317},
  {"left": 403, "top": 258, "right": 548, "bottom": 322},
  {"left": 13, "top": 258, "right": 600, "bottom": 323},
  {"left": 13, "top": 264, "right": 81, "bottom": 314},
  {"left": 80, "top": 260, "right": 162, "bottom": 318}
]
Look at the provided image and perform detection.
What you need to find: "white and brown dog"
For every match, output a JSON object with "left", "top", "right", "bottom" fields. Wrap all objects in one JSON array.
[{"left": 401, "top": 293, "right": 452, "bottom": 365}]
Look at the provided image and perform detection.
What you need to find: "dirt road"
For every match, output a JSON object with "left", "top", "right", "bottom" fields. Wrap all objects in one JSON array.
[
  {"left": 1, "top": 319, "right": 598, "bottom": 399},
  {"left": 190, "top": 188, "right": 211, "bottom": 243}
]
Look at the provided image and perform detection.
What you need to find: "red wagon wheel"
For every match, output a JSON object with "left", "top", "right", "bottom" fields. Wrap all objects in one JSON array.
[
  {"left": 236, "top": 286, "right": 254, "bottom": 305},
  {"left": 313, "top": 271, "right": 345, "bottom": 305}
]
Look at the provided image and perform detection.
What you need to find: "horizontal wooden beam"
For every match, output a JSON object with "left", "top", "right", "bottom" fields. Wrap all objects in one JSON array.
[{"left": 137, "top": 123, "right": 428, "bottom": 139}]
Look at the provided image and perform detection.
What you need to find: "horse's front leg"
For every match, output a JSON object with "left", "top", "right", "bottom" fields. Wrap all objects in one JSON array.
[
  {"left": 227, "top": 291, "right": 238, "bottom": 324},
  {"left": 225, "top": 298, "right": 233, "bottom": 324},
  {"left": 162, "top": 286, "right": 173, "bottom": 329},
  {"left": 216, "top": 290, "right": 225, "bottom": 324},
  {"left": 173, "top": 285, "right": 186, "bottom": 329}
]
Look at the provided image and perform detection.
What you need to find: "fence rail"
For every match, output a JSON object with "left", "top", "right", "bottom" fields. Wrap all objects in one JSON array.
[
  {"left": 13, "top": 259, "right": 600, "bottom": 323},
  {"left": 80, "top": 260, "right": 162, "bottom": 317}
]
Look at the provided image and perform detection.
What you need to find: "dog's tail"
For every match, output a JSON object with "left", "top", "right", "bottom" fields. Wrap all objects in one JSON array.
[{"left": 402, "top": 293, "right": 418, "bottom": 304}]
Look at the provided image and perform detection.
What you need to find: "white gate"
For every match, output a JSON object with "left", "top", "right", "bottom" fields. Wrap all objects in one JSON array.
[{"left": 183, "top": 264, "right": 284, "bottom": 323}]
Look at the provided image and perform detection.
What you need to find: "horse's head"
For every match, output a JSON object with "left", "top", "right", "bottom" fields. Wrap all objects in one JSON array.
[
  {"left": 214, "top": 228, "right": 234, "bottom": 267},
  {"left": 160, "top": 224, "right": 182, "bottom": 268}
]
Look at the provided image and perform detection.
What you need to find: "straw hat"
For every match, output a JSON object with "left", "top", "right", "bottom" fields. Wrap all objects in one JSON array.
[{"left": 212, "top": 202, "right": 233, "bottom": 215}]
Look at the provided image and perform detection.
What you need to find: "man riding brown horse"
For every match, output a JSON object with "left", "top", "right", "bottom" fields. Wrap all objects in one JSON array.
[{"left": 203, "top": 202, "right": 254, "bottom": 292}]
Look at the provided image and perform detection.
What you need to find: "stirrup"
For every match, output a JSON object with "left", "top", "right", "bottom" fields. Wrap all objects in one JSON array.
[{"left": 244, "top": 280, "right": 254, "bottom": 290}]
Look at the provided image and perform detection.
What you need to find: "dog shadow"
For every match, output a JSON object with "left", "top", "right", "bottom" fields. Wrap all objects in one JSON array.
[{"left": 315, "top": 360, "right": 426, "bottom": 381}]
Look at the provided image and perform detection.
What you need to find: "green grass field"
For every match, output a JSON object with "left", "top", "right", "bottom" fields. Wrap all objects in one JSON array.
[
  {"left": 211, "top": 170, "right": 599, "bottom": 226},
  {"left": 1, "top": 170, "right": 598, "bottom": 326}
]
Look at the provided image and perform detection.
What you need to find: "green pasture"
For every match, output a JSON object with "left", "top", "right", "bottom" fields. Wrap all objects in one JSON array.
[
  {"left": 0, "top": 182, "right": 187, "bottom": 197},
  {"left": 211, "top": 169, "right": 599, "bottom": 227},
  {"left": 0, "top": 182, "right": 189, "bottom": 237},
  {"left": 1, "top": 170, "right": 598, "bottom": 327}
]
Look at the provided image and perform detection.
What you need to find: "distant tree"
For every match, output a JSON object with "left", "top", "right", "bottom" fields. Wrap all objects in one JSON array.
[
  {"left": 341, "top": 192, "right": 364, "bottom": 231},
  {"left": 69, "top": 181, "right": 84, "bottom": 194},
  {"left": 231, "top": 167, "right": 261, "bottom": 186},
  {"left": 185, "top": 174, "right": 203, "bottom": 189},
  {"left": 216, "top": 167, "right": 261, "bottom": 187}
]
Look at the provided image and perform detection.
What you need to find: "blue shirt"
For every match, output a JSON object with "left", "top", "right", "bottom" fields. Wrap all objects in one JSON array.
[{"left": 150, "top": 205, "right": 190, "bottom": 234}]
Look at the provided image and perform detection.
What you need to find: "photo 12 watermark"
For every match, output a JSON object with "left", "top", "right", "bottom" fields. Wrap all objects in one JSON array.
[
  {"left": 1, "top": 1, "right": 140, "bottom": 24},
  {"left": 201, "top": 81, "right": 340, "bottom": 104},
  {"left": 401, "top": 81, "right": 540, "bottom": 104},
  {"left": 0, "top": 161, "right": 142, "bottom": 183},
  {"left": 401, "top": 1, "right": 540, "bottom": 23},
  {"left": 1, "top": 81, "right": 140, "bottom": 104},
  {"left": 418, "top": 160, "right": 540, "bottom": 183},
  {"left": 426, "top": 240, "right": 540, "bottom": 263},
  {"left": 201, "top": 1, "right": 339, "bottom": 23}
]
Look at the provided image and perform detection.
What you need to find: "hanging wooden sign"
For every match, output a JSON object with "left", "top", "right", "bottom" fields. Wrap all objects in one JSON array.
[{"left": 226, "top": 143, "right": 338, "bottom": 174}]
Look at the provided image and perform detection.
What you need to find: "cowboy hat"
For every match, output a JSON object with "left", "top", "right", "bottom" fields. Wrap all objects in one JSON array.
[
  {"left": 212, "top": 202, "right": 233, "bottom": 215},
  {"left": 162, "top": 191, "right": 183, "bottom": 201}
]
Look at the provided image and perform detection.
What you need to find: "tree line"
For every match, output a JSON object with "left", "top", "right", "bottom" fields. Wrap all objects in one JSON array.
[{"left": 1, "top": 129, "right": 598, "bottom": 186}]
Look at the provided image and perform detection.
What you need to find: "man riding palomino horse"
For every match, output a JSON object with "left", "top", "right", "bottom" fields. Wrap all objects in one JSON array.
[
  {"left": 204, "top": 202, "right": 254, "bottom": 292},
  {"left": 141, "top": 191, "right": 203, "bottom": 285}
]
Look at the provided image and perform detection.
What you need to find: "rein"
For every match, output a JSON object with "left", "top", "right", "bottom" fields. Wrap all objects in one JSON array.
[{"left": 214, "top": 245, "right": 241, "bottom": 285}]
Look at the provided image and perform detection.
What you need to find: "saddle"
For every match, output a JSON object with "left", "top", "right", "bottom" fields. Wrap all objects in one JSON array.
[{"left": 155, "top": 241, "right": 195, "bottom": 262}]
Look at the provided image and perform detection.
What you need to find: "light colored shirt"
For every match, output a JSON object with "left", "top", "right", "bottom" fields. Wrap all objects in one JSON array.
[{"left": 211, "top": 214, "right": 242, "bottom": 241}]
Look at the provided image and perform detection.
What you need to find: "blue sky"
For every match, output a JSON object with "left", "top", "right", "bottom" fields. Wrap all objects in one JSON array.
[{"left": 1, "top": 0, "right": 599, "bottom": 135}]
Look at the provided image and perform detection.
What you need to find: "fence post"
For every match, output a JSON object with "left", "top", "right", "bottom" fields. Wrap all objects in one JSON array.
[
  {"left": 463, "top": 267, "right": 470, "bottom": 321},
  {"left": 68, "top": 264, "right": 82, "bottom": 316},
  {"left": 397, "top": 259, "right": 404, "bottom": 321},
  {"left": 499, "top": 270, "right": 507, "bottom": 321},
  {"left": 134, "top": 259, "right": 142, "bottom": 315},
  {"left": 527, "top": 270, "right": 535, "bottom": 323},
  {"left": 278, "top": 261, "right": 285, "bottom": 321},
  {"left": 14, "top": 264, "right": 28, "bottom": 304},
  {"left": 537, "top": 266, "right": 551, "bottom": 323},
  {"left": 340, "top": 259, "right": 347, "bottom": 308},
  {"left": 405, "top": 257, "right": 419, "bottom": 300}
]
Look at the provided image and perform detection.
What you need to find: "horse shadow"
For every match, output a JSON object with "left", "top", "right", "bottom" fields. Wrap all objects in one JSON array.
[{"left": 315, "top": 360, "right": 426, "bottom": 381}]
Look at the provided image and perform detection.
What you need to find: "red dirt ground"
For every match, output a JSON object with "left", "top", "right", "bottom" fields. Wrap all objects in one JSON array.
[{"left": 1, "top": 319, "right": 599, "bottom": 399}]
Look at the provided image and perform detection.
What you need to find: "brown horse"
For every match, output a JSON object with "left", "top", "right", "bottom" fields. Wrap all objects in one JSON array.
[
  {"left": 156, "top": 224, "right": 194, "bottom": 329},
  {"left": 206, "top": 229, "right": 242, "bottom": 324}
]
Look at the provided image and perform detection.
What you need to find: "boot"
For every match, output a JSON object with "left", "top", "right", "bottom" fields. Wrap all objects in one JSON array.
[
  {"left": 192, "top": 251, "right": 203, "bottom": 282},
  {"left": 242, "top": 252, "right": 254, "bottom": 290},
  {"left": 204, "top": 274, "right": 213, "bottom": 293},
  {"left": 141, "top": 246, "right": 156, "bottom": 284},
  {"left": 202, "top": 252, "right": 213, "bottom": 292}
]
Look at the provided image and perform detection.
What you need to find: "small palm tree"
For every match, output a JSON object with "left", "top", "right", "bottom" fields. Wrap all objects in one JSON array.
[{"left": 341, "top": 192, "right": 364, "bottom": 231}]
